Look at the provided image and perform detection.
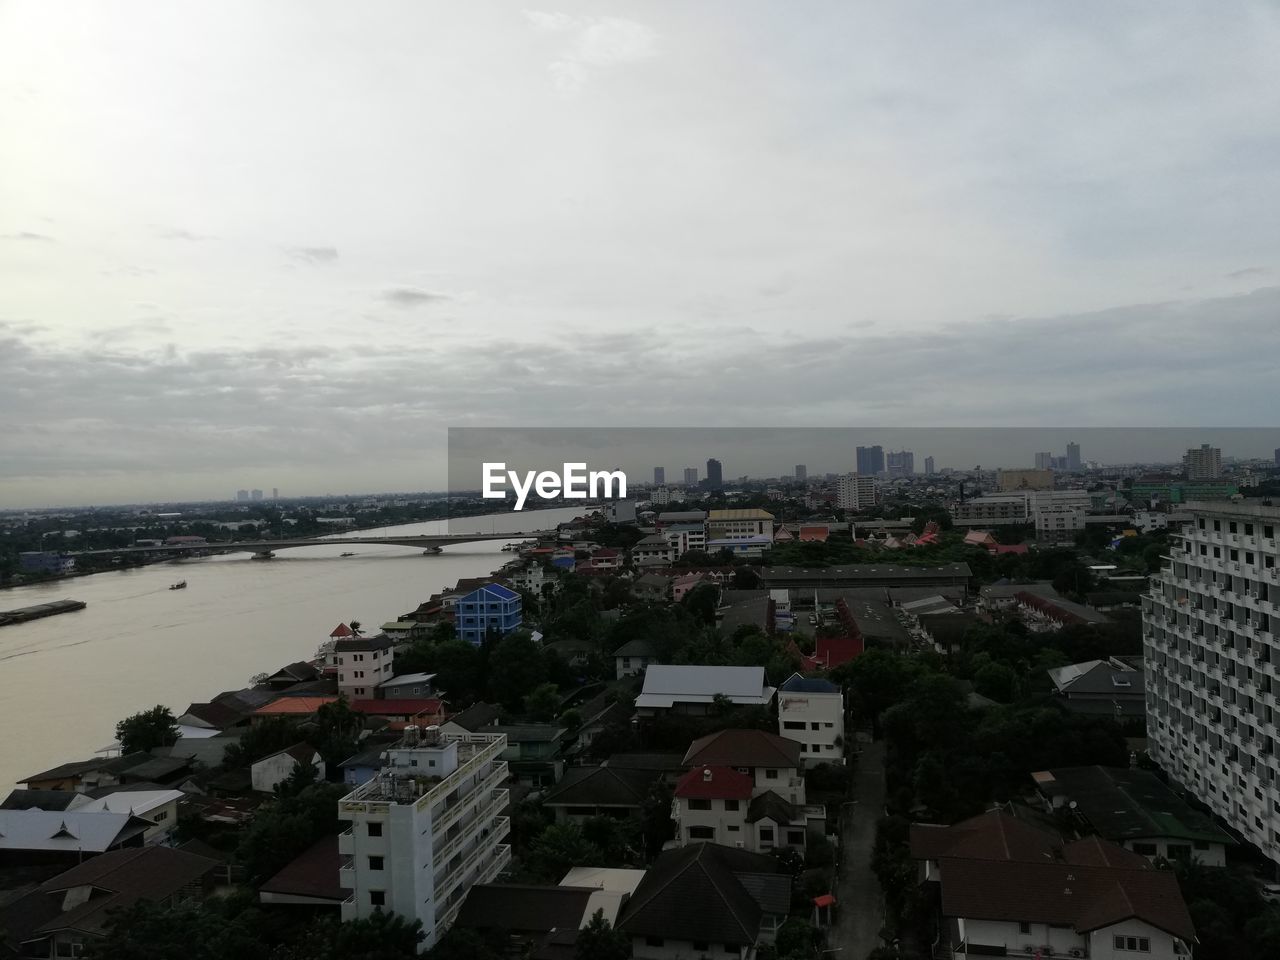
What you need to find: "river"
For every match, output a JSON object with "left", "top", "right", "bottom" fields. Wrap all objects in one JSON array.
[{"left": 0, "top": 505, "right": 587, "bottom": 791}]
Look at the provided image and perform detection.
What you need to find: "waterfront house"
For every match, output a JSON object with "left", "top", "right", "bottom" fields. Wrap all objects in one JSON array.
[
  {"left": 454, "top": 583, "right": 523, "bottom": 645},
  {"left": 0, "top": 810, "right": 151, "bottom": 867},
  {"left": 251, "top": 695, "right": 337, "bottom": 723},
  {"left": 377, "top": 671, "right": 437, "bottom": 699},
  {"left": 333, "top": 634, "right": 396, "bottom": 700},
  {"left": 66, "top": 789, "right": 185, "bottom": 844}
]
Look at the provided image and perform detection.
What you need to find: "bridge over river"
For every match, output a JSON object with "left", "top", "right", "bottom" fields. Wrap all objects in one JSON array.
[{"left": 69, "top": 531, "right": 555, "bottom": 559}]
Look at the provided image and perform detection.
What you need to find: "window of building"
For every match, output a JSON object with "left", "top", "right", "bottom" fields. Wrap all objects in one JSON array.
[
  {"left": 688, "top": 826, "right": 715, "bottom": 839},
  {"left": 810, "top": 722, "right": 820, "bottom": 730},
  {"left": 787, "top": 830, "right": 805, "bottom": 845},
  {"left": 765, "top": 769, "right": 778, "bottom": 779},
  {"left": 368, "top": 822, "right": 382, "bottom": 837},
  {"left": 783, "top": 720, "right": 805, "bottom": 730},
  {"left": 759, "top": 827, "right": 774, "bottom": 844},
  {"left": 1114, "top": 935, "right": 1150, "bottom": 952},
  {"left": 693, "top": 942, "right": 710, "bottom": 952},
  {"left": 368, "top": 855, "right": 384, "bottom": 870},
  {"left": 55, "top": 942, "right": 84, "bottom": 959},
  {"left": 1132, "top": 842, "right": 1158, "bottom": 856},
  {"left": 727, "top": 823, "right": 740, "bottom": 832},
  {"left": 724, "top": 799, "right": 740, "bottom": 811},
  {"left": 370, "top": 891, "right": 385, "bottom": 907},
  {"left": 1018, "top": 922, "right": 1031, "bottom": 935},
  {"left": 645, "top": 937, "right": 664, "bottom": 948},
  {"left": 688, "top": 799, "right": 711, "bottom": 811}
]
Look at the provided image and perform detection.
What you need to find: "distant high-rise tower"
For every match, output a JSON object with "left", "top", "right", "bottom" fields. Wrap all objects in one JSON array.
[
  {"left": 653, "top": 467, "right": 665, "bottom": 485},
  {"left": 1274, "top": 447, "right": 1279, "bottom": 468},
  {"left": 705, "top": 458, "right": 723, "bottom": 489},
  {"left": 886, "top": 450, "right": 915, "bottom": 478},
  {"left": 272, "top": 487, "right": 279, "bottom": 499},
  {"left": 236, "top": 489, "right": 249, "bottom": 501},
  {"left": 1035, "top": 452, "right": 1053, "bottom": 470},
  {"left": 1183, "top": 444, "right": 1222, "bottom": 480},
  {"left": 837, "top": 473, "right": 878, "bottom": 510},
  {"left": 924, "top": 456, "right": 935, "bottom": 475},
  {"left": 856, "top": 445, "right": 885, "bottom": 476},
  {"left": 683, "top": 467, "right": 698, "bottom": 486},
  {"left": 1066, "top": 441, "right": 1082, "bottom": 472},
  {"left": 250, "top": 489, "right": 264, "bottom": 501},
  {"left": 794, "top": 464, "right": 807, "bottom": 482}
]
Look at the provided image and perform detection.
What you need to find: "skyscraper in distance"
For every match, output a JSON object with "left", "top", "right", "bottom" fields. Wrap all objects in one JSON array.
[
  {"left": 923, "top": 456, "right": 935, "bottom": 475},
  {"left": 1066, "top": 441, "right": 1082, "bottom": 472},
  {"left": 886, "top": 450, "right": 914, "bottom": 478},
  {"left": 1035, "top": 452, "right": 1053, "bottom": 470},
  {"left": 683, "top": 467, "right": 698, "bottom": 486},
  {"left": 794, "top": 464, "right": 807, "bottom": 481},
  {"left": 653, "top": 467, "right": 665, "bottom": 485},
  {"left": 705, "top": 458, "right": 723, "bottom": 489},
  {"left": 1183, "top": 444, "right": 1222, "bottom": 480},
  {"left": 856, "top": 445, "right": 885, "bottom": 476}
]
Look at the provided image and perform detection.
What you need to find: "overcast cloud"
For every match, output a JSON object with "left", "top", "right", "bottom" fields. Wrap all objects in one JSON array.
[{"left": 2, "top": 1, "right": 1279, "bottom": 506}]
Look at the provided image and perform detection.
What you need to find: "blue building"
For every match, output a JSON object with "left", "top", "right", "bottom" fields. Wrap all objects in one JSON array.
[
  {"left": 455, "top": 583, "right": 523, "bottom": 645},
  {"left": 18, "top": 552, "right": 76, "bottom": 575}
]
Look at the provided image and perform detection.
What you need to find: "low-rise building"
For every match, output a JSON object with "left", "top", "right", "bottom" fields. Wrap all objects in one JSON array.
[
  {"left": 634, "top": 666, "right": 776, "bottom": 721},
  {"left": 776, "top": 674, "right": 844, "bottom": 766},
  {"left": 1047, "top": 659, "right": 1145, "bottom": 721},
  {"left": 1031, "top": 766, "right": 1233, "bottom": 867},
  {"left": 378, "top": 672, "right": 437, "bottom": 699},
  {"left": 910, "top": 809, "right": 1196, "bottom": 960},
  {"left": 337, "top": 725, "right": 511, "bottom": 949},
  {"left": 334, "top": 634, "right": 396, "bottom": 700},
  {"left": 617, "top": 843, "right": 791, "bottom": 959},
  {"left": 707, "top": 509, "right": 775, "bottom": 544},
  {"left": 251, "top": 744, "right": 325, "bottom": 793},
  {"left": 632, "top": 535, "right": 676, "bottom": 567},
  {"left": 682, "top": 729, "right": 807, "bottom": 805},
  {"left": 455, "top": 583, "right": 523, "bottom": 645},
  {"left": 615, "top": 638, "right": 661, "bottom": 679},
  {"left": 66, "top": 789, "right": 185, "bottom": 844},
  {"left": 542, "top": 764, "right": 657, "bottom": 823},
  {"left": 490, "top": 724, "right": 567, "bottom": 787}
]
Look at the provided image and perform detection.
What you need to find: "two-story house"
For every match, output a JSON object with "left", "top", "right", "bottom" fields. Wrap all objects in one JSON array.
[{"left": 911, "top": 809, "right": 1196, "bottom": 960}]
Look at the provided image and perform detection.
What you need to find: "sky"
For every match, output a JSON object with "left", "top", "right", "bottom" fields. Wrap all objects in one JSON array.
[{"left": 2, "top": 1, "right": 1280, "bottom": 507}]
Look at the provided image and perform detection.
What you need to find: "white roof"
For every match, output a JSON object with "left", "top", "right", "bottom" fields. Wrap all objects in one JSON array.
[
  {"left": 0, "top": 810, "right": 139, "bottom": 852},
  {"left": 635, "top": 665, "right": 775, "bottom": 709},
  {"left": 67, "top": 789, "right": 185, "bottom": 818},
  {"left": 1047, "top": 660, "right": 1104, "bottom": 692},
  {"left": 176, "top": 724, "right": 223, "bottom": 740},
  {"left": 560, "top": 867, "right": 648, "bottom": 926},
  {"left": 379, "top": 672, "right": 437, "bottom": 687}
]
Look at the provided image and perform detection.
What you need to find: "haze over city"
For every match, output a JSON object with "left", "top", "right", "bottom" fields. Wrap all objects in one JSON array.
[{"left": 3, "top": 1, "right": 1280, "bottom": 507}]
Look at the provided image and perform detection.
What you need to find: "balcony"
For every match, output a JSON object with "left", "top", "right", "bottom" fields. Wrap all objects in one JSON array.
[
  {"left": 435, "top": 843, "right": 512, "bottom": 931},
  {"left": 432, "top": 762, "right": 509, "bottom": 836},
  {"left": 338, "top": 828, "right": 353, "bottom": 855},
  {"left": 339, "top": 856, "right": 355, "bottom": 890},
  {"left": 432, "top": 819, "right": 510, "bottom": 902},
  {"left": 434, "top": 789, "right": 509, "bottom": 863}
]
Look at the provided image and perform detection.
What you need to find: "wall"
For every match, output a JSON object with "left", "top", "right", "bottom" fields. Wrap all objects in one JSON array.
[
  {"left": 778, "top": 691, "right": 844, "bottom": 766},
  {"left": 632, "top": 936, "right": 751, "bottom": 960},
  {"left": 674, "top": 796, "right": 749, "bottom": 849}
]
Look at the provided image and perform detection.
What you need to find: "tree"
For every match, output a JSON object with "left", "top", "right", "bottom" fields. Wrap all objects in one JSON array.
[
  {"left": 115, "top": 705, "right": 180, "bottom": 755},
  {"left": 489, "top": 633, "right": 548, "bottom": 709},
  {"left": 681, "top": 582, "right": 719, "bottom": 625},
  {"left": 775, "top": 917, "right": 820, "bottom": 959},
  {"left": 85, "top": 895, "right": 270, "bottom": 960},
  {"left": 271, "top": 911, "right": 424, "bottom": 960},
  {"left": 973, "top": 660, "right": 1018, "bottom": 703},
  {"left": 524, "top": 682, "right": 562, "bottom": 722},
  {"left": 575, "top": 909, "right": 632, "bottom": 960},
  {"left": 526, "top": 822, "right": 604, "bottom": 881},
  {"left": 236, "top": 782, "right": 346, "bottom": 883},
  {"left": 425, "top": 927, "right": 504, "bottom": 960}
]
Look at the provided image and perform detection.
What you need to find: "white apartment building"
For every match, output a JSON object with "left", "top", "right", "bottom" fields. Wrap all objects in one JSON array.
[
  {"left": 1143, "top": 500, "right": 1280, "bottom": 867},
  {"left": 776, "top": 674, "right": 845, "bottom": 766},
  {"left": 1183, "top": 444, "right": 1222, "bottom": 480},
  {"left": 664, "top": 523, "right": 707, "bottom": 556},
  {"left": 706, "top": 509, "right": 775, "bottom": 543},
  {"left": 950, "top": 494, "right": 1028, "bottom": 526},
  {"left": 338, "top": 726, "right": 511, "bottom": 949},
  {"left": 837, "top": 473, "right": 878, "bottom": 511}
]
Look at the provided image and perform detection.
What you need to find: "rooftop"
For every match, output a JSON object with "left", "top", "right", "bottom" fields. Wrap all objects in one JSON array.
[
  {"left": 683, "top": 728, "right": 801, "bottom": 770},
  {"left": 778, "top": 673, "right": 840, "bottom": 694},
  {"left": 675, "top": 765, "right": 754, "bottom": 801},
  {"left": 636, "top": 665, "right": 774, "bottom": 709}
]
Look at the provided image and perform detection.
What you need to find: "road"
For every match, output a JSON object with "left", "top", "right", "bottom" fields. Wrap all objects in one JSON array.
[{"left": 830, "top": 739, "right": 886, "bottom": 960}]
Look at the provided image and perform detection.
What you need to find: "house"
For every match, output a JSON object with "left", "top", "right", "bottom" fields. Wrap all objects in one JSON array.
[
  {"left": 377, "top": 672, "right": 437, "bottom": 699},
  {"left": 258, "top": 834, "right": 350, "bottom": 907},
  {"left": 617, "top": 843, "right": 791, "bottom": 959},
  {"left": 910, "top": 809, "right": 1196, "bottom": 960},
  {"left": 672, "top": 573, "right": 711, "bottom": 602},
  {"left": 250, "top": 744, "right": 325, "bottom": 793},
  {"left": 776, "top": 674, "right": 845, "bottom": 767},
  {"left": 510, "top": 561, "right": 560, "bottom": 596},
  {"left": 560, "top": 867, "right": 648, "bottom": 926},
  {"left": 455, "top": 583, "right": 523, "bottom": 645},
  {"left": 70, "top": 752, "right": 193, "bottom": 793},
  {"left": 1047, "top": 658, "right": 1146, "bottom": 721},
  {"left": 544, "top": 638, "right": 596, "bottom": 668},
  {"left": 440, "top": 701, "right": 501, "bottom": 736},
  {"left": 350, "top": 698, "right": 447, "bottom": 727},
  {"left": 261, "top": 661, "right": 321, "bottom": 690},
  {"left": 542, "top": 764, "right": 657, "bottom": 823},
  {"left": 1, "top": 790, "right": 78, "bottom": 812},
  {"left": 0, "top": 810, "right": 151, "bottom": 867},
  {"left": 66, "top": 789, "right": 184, "bottom": 844},
  {"left": 682, "top": 729, "right": 807, "bottom": 805},
  {"left": 671, "top": 765, "right": 756, "bottom": 848},
  {"left": 491, "top": 724, "right": 568, "bottom": 787},
  {"left": 454, "top": 883, "right": 598, "bottom": 959},
  {"left": 634, "top": 665, "right": 775, "bottom": 720},
  {"left": 18, "top": 759, "right": 117, "bottom": 792},
  {"left": 811, "top": 634, "right": 864, "bottom": 671},
  {"left": 632, "top": 536, "right": 675, "bottom": 568},
  {"left": 0, "top": 845, "right": 219, "bottom": 959},
  {"left": 338, "top": 739, "right": 397, "bottom": 787},
  {"left": 917, "top": 613, "right": 983, "bottom": 655},
  {"left": 706, "top": 509, "right": 775, "bottom": 544},
  {"left": 251, "top": 695, "right": 337, "bottom": 723},
  {"left": 1031, "top": 766, "right": 1232, "bottom": 867},
  {"left": 567, "top": 696, "right": 633, "bottom": 757},
  {"left": 632, "top": 572, "right": 673, "bottom": 601},
  {"left": 588, "top": 547, "right": 624, "bottom": 570},
  {"left": 333, "top": 634, "right": 396, "bottom": 699},
  {"left": 615, "top": 638, "right": 661, "bottom": 679}
]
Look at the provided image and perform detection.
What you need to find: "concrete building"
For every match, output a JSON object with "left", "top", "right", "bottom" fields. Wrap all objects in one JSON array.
[
  {"left": 651, "top": 485, "right": 673, "bottom": 506},
  {"left": 251, "top": 489, "right": 263, "bottom": 500},
  {"left": 1035, "top": 452, "right": 1054, "bottom": 470},
  {"left": 776, "top": 674, "right": 845, "bottom": 766},
  {"left": 1066, "top": 441, "right": 1082, "bottom": 472},
  {"left": 794, "top": 464, "right": 807, "bottom": 482},
  {"left": 836, "top": 473, "right": 878, "bottom": 511},
  {"left": 251, "top": 745, "right": 325, "bottom": 794},
  {"left": 856, "top": 445, "right": 885, "bottom": 476},
  {"left": 334, "top": 634, "right": 395, "bottom": 700},
  {"left": 1182, "top": 444, "right": 1222, "bottom": 480},
  {"left": 454, "top": 583, "right": 522, "bottom": 645},
  {"left": 17, "top": 552, "right": 76, "bottom": 575},
  {"left": 1144, "top": 500, "right": 1280, "bottom": 865},
  {"left": 706, "top": 458, "right": 723, "bottom": 489},
  {"left": 951, "top": 495, "right": 1029, "bottom": 526},
  {"left": 615, "top": 638, "right": 660, "bottom": 679},
  {"left": 923, "top": 456, "right": 935, "bottom": 475},
  {"left": 635, "top": 666, "right": 776, "bottom": 720},
  {"left": 654, "top": 467, "right": 665, "bottom": 485},
  {"left": 665, "top": 523, "right": 707, "bottom": 556},
  {"left": 683, "top": 467, "right": 698, "bottom": 486},
  {"left": 337, "top": 725, "right": 510, "bottom": 949},
  {"left": 706, "top": 509, "right": 774, "bottom": 543},
  {"left": 998, "top": 468, "right": 1054, "bottom": 491},
  {"left": 886, "top": 450, "right": 915, "bottom": 478}
]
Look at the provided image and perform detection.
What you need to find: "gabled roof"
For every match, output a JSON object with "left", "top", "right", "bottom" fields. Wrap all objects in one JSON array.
[
  {"left": 265, "top": 661, "right": 319, "bottom": 683},
  {"left": 778, "top": 673, "right": 840, "bottom": 694},
  {"left": 66, "top": 789, "right": 184, "bottom": 818},
  {"left": 543, "top": 765, "right": 655, "bottom": 808},
  {"left": 253, "top": 696, "right": 337, "bottom": 716},
  {"left": 746, "top": 790, "right": 799, "bottom": 825},
  {"left": 329, "top": 622, "right": 355, "bottom": 638},
  {"left": 618, "top": 843, "right": 787, "bottom": 944},
  {"left": 18, "top": 758, "right": 108, "bottom": 785},
  {"left": 675, "top": 766, "right": 754, "bottom": 801},
  {"left": 456, "top": 883, "right": 595, "bottom": 935},
  {"left": 458, "top": 582, "right": 520, "bottom": 601},
  {"left": 350, "top": 698, "right": 445, "bottom": 716},
  {"left": 1, "top": 789, "right": 78, "bottom": 812},
  {"left": 614, "top": 638, "right": 659, "bottom": 658},
  {"left": 259, "top": 834, "right": 348, "bottom": 902},
  {"left": 333, "top": 634, "right": 395, "bottom": 652},
  {"left": 683, "top": 729, "right": 801, "bottom": 770},
  {"left": 179, "top": 700, "right": 244, "bottom": 730},
  {"left": 0, "top": 810, "right": 150, "bottom": 853},
  {"left": 909, "top": 810, "right": 1060, "bottom": 863},
  {"left": 813, "top": 635, "right": 864, "bottom": 670},
  {"left": 379, "top": 671, "right": 437, "bottom": 688},
  {"left": 256, "top": 744, "right": 320, "bottom": 768},
  {"left": 445, "top": 702, "right": 501, "bottom": 732}
]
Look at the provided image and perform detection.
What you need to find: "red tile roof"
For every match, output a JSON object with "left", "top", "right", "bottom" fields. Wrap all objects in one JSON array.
[
  {"left": 350, "top": 698, "right": 445, "bottom": 716},
  {"left": 797, "top": 526, "right": 829, "bottom": 542},
  {"left": 814, "top": 634, "right": 864, "bottom": 670},
  {"left": 253, "top": 696, "right": 337, "bottom": 716},
  {"left": 329, "top": 623, "right": 354, "bottom": 638},
  {"left": 674, "top": 765, "right": 754, "bottom": 800},
  {"left": 909, "top": 810, "right": 1060, "bottom": 863}
]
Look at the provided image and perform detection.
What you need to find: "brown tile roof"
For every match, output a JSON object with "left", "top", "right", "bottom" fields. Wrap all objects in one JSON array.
[
  {"left": 909, "top": 810, "right": 1060, "bottom": 863},
  {"left": 682, "top": 729, "right": 801, "bottom": 770},
  {"left": 258, "top": 834, "right": 348, "bottom": 902}
]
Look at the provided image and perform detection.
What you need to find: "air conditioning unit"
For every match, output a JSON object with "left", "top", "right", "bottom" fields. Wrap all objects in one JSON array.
[
  {"left": 1021, "top": 947, "right": 1037, "bottom": 956},
  {"left": 734, "top": 840, "right": 745, "bottom": 848},
  {"left": 1069, "top": 950, "right": 1085, "bottom": 959}
]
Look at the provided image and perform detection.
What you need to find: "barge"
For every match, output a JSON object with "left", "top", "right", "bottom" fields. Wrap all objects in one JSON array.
[{"left": 0, "top": 599, "right": 88, "bottom": 627}]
